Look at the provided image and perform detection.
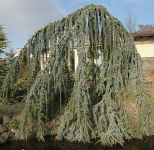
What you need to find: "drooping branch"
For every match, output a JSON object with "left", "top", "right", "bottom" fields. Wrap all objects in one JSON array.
[{"left": 0, "top": 4, "right": 152, "bottom": 145}]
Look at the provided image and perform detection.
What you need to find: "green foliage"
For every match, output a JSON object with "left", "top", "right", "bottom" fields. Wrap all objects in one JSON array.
[
  {"left": 9, "top": 119, "right": 20, "bottom": 129},
  {"left": 0, "top": 49, "right": 31, "bottom": 103},
  {"left": 0, "top": 25, "right": 7, "bottom": 54},
  {"left": 0, "top": 51, "right": 19, "bottom": 102},
  {"left": 1, "top": 4, "right": 152, "bottom": 146},
  {"left": 0, "top": 60, "right": 7, "bottom": 87},
  {"left": 57, "top": 30, "right": 95, "bottom": 142},
  {"left": 0, "top": 26, "right": 8, "bottom": 89},
  {"left": 12, "top": 65, "right": 31, "bottom": 97}
]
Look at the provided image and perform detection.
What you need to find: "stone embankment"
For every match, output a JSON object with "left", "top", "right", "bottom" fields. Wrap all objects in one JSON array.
[{"left": 0, "top": 116, "right": 15, "bottom": 144}]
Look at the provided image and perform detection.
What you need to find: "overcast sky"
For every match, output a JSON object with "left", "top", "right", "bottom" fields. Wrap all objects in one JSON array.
[{"left": 0, "top": 0, "right": 154, "bottom": 51}]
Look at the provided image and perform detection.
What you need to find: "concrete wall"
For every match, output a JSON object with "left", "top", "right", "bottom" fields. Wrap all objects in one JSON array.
[{"left": 135, "top": 39, "right": 154, "bottom": 57}]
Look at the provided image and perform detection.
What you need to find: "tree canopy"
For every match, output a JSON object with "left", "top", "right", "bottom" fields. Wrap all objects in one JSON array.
[
  {"left": 0, "top": 4, "right": 152, "bottom": 146},
  {"left": 0, "top": 26, "right": 8, "bottom": 88},
  {"left": 0, "top": 26, "right": 7, "bottom": 56}
]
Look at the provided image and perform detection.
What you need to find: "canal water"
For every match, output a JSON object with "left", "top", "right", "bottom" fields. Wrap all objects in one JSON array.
[{"left": 0, "top": 136, "right": 153, "bottom": 150}]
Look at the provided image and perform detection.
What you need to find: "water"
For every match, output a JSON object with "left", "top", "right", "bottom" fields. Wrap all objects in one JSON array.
[{"left": 0, "top": 136, "right": 153, "bottom": 150}]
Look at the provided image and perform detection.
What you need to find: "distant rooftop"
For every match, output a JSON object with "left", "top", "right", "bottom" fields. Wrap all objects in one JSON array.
[{"left": 132, "top": 30, "right": 154, "bottom": 39}]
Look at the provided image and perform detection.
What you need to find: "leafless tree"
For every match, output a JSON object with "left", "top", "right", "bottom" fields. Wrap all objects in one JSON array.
[
  {"left": 138, "top": 24, "right": 154, "bottom": 31},
  {"left": 125, "top": 12, "right": 137, "bottom": 33}
]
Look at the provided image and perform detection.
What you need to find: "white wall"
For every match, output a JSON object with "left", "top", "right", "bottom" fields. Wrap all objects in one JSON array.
[{"left": 135, "top": 42, "right": 154, "bottom": 57}]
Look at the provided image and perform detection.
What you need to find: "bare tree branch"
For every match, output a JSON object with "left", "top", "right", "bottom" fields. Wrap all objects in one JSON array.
[{"left": 125, "top": 12, "right": 136, "bottom": 33}]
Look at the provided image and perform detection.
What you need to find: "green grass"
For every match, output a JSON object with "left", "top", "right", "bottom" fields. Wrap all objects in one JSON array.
[{"left": 0, "top": 102, "right": 24, "bottom": 116}]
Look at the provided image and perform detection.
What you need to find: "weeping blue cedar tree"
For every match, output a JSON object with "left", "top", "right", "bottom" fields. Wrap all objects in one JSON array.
[{"left": 0, "top": 5, "right": 152, "bottom": 146}]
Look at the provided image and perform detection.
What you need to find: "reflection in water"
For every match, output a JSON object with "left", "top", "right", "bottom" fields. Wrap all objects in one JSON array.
[{"left": 0, "top": 136, "right": 154, "bottom": 150}]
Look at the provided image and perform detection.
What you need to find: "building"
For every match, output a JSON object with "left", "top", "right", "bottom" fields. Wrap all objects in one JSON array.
[
  {"left": 132, "top": 30, "right": 154, "bottom": 57},
  {"left": 132, "top": 30, "right": 154, "bottom": 97}
]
